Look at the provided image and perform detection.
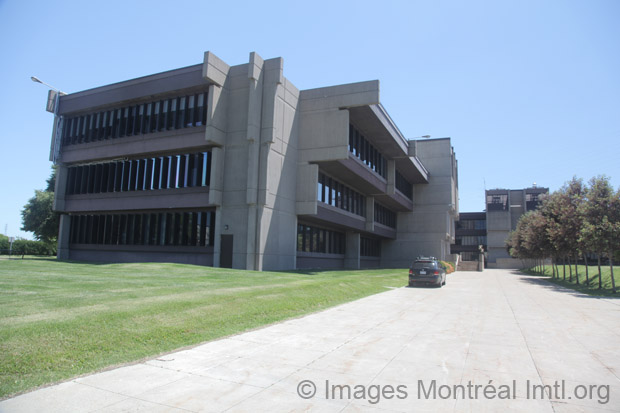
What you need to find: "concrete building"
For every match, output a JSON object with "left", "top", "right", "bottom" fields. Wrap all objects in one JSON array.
[
  {"left": 450, "top": 212, "right": 487, "bottom": 263},
  {"left": 485, "top": 186, "right": 548, "bottom": 267},
  {"left": 46, "top": 51, "right": 458, "bottom": 271},
  {"left": 451, "top": 187, "right": 549, "bottom": 268}
]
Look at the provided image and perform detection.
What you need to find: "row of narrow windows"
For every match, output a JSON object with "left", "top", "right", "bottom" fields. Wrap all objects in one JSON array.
[
  {"left": 374, "top": 202, "right": 397, "bottom": 228},
  {"left": 395, "top": 170, "right": 413, "bottom": 200},
  {"left": 318, "top": 172, "right": 366, "bottom": 217},
  {"left": 360, "top": 236, "right": 381, "bottom": 257},
  {"left": 296, "top": 224, "right": 382, "bottom": 257},
  {"left": 348, "top": 125, "right": 387, "bottom": 178},
  {"left": 69, "top": 211, "right": 215, "bottom": 247},
  {"left": 457, "top": 219, "right": 487, "bottom": 231},
  {"left": 62, "top": 92, "right": 208, "bottom": 146},
  {"left": 296, "top": 224, "right": 345, "bottom": 255},
  {"left": 455, "top": 236, "right": 487, "bottom": 247},
  {"left": 66, "top": 152, "right": 211, "bottom": 195}
]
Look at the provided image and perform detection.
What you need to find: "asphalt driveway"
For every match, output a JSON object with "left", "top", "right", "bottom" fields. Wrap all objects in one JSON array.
[{"left": 2, "top": 269, "right": 619, "bottom": 412}]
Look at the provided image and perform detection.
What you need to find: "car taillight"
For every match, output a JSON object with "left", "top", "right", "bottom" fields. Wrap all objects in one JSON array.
[
  {"left": 433, "top": 270, "right": 439, "bottom": 275},
  {"left": 409, "top": 269, "right": 413, "bottom": 275}
]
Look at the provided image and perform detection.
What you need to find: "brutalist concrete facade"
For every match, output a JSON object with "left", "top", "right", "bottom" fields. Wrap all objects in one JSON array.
[
  {"left": 486, "top": 186, "right": 548, "bottom": 266},
  {"left": 48, "top": 51, "right": 458, "bottom": 271}
]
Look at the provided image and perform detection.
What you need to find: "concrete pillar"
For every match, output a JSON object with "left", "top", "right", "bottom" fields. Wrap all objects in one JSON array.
[
  {"left": 208, "top": 147, "right": 224, "bottom": 206},
  {"left": 53, "top": 165, "right": 68, "bottom": 211},
  {"left": 212, "top": 206, "right": 223, "bottom": 268},
  {"left": 57, "top": 214, "right": 70, "bottom": 260},
  {"left": 365, "top": 196, "right": 374, "bottom": 232},
  {"left": 245, "top": 52, "right": 265, "bottom": 271},
  {"left": 344, "top": 231, "right": 360, "bottom": 269},
  {"left": 386, "top": 160, "right": 395, "bottom": 195}
]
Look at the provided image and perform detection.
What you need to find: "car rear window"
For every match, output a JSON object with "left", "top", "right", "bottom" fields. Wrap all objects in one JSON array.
[{"left": 413, "top": 261, "right": 437, "bottom": 269}]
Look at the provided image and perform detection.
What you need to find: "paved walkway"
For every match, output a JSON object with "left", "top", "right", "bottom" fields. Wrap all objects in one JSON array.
[{"left": 2, "top": 269, "right": 620, "bottom": 412}]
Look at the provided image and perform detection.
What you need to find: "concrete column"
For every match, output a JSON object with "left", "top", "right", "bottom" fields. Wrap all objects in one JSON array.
[
  {"left": 53, "top": 165, "right": 68, "bottom": 211},
  {"left": 245, "top": 52, "right": 265, "bottom": 271},
  {"left": 208, "top": 147, "right": 224, "bottom": 206},
  {"left": 296, "top": 163, "right": 318, "bottom": 215},
  {"left": 57, "top": 214, "right": 70, "bottom": 260},
  {"left": 387, "top": 160, "right": 396, "bottom": 195},
  {"left": 365, "top": 196, "right": 374, "bottom": 232},
  {"left": 205, "top": 84, "right": 227, "bottom": 146},
  {"left": 213, "top": 206, "right": 222, "bottom": 268},
  {"left": 344, "top": 231, "right": 360, "bottom": 269}
]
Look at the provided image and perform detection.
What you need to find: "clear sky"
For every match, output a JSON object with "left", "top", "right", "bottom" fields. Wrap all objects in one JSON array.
[{"left": 1, "top": 0, "right": 618, "bottom": 240}]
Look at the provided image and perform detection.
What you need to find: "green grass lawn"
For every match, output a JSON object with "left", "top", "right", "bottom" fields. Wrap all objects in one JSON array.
[
  {"left": 0, "top": 258, "right": 406, "bottom": 398},
  {"left": 524, "top": 264, "right": 618, "bottom": 296}
]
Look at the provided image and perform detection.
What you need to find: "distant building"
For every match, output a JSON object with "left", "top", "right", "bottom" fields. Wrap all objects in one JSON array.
[
  {"left": 451, "top": 186, "right": 548, "bottom": 268},
  {"left": 451, "top": 212, "right": 486, "bottom": 262},
  {"left": 486, "top": 186, "right": 548, "bottom": 266},
  {"left": 44, "top": 51, "right": 459, "bottom": 270}
]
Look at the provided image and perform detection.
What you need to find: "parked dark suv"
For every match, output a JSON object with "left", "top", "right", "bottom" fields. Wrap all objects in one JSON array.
[{"left": 408, "top": 257, "right": 446, "bottom": 288}]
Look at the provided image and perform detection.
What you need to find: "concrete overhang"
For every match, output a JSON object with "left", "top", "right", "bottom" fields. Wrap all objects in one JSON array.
[
  {"left": 313, "top": 156, "right": 413, "bottom": 212},
  {"left": 57, "top": 64, "right": 211, "bottom": 115},
  {"left": 348, "top": 104, "right": 428, "bottom": 184},
  {"left": 302, "top": 205, "right": 397, "bottom": 240}
]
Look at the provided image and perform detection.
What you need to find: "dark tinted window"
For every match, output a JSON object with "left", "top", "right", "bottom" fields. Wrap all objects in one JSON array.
[{"left": 413, "top": 261, "right": 438, "bottom": 269}]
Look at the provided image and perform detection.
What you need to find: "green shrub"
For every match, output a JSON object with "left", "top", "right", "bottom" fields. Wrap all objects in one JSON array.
[
  {"left": 3, "top": 239, "right": 56, "bottom": 256},
  {"left": 0, "top": 234, "right": 8, "bottom": 251}
]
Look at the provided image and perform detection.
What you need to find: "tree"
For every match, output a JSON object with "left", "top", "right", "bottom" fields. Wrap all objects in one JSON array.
[
  {"left": 543, "top": 191, "right": 574, "bottom": 280},
  {"left": 507, "top": 210, "right": 552, "bottom": 273},
  {"left": 607, "top": 186, "right": 620, "bottom": 293},
  {"left": 20, "top": 167, "right": 59, "bottom": 244},
  {"left": 544, "top": 178, "right": 585, "bottom": 283},
  {"left": 579, "top": 176, "right": 619, "bottom": 292}
]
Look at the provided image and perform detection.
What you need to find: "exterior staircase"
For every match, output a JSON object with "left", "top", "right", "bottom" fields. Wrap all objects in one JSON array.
[{"left": 457, "top": 261, "right": 480, "bottom": 272}]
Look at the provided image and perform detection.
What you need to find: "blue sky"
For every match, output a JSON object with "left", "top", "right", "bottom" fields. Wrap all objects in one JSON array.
[{"left": 1, "top": 0, "right": 618, "bottom": 240}]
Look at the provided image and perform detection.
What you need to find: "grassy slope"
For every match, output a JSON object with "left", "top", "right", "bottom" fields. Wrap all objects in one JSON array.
[
  {"left": 523, "top": 264, "right": 618, "bottom": 296},
  {"left": 0, "top": 258, "right": 405, "bottom": 398}
]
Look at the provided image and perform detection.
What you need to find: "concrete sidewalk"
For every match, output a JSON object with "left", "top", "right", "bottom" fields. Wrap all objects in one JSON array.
[{"left": 2, "top": 269, "right": 620, "bottom": 412}]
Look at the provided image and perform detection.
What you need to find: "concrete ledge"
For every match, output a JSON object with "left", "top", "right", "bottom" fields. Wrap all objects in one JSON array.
[{"left": 203, "top": 51, "right": 230, "bottom": 87}]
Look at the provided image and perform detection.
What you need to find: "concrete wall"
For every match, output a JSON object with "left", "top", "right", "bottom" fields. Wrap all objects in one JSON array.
[
  {"left": 486, "top": 187, "right": 548, "bottom": 263},
  {"left": 206, "top": 52, "right": 300, "bottom": 271},
  {"left": 381, "top": 138, "right": 458, "bottom": 267},
  {"left": 69, "top": 246, "right": 214, "bottom": 266},
  {"left": 488, "top": 258, "right": 551, "bottom": 269}
]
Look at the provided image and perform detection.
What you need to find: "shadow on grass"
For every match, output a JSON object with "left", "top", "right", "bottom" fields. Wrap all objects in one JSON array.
[{"left": 516, "top": 271, "right": 619, "bottom": 298}]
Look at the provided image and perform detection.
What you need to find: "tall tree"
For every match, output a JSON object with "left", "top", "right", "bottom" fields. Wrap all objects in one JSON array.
[
  {"left": 544, "top": 191, "right": 574, "bottom": 280},
  {"left": 579, "top": 176, "right": 618, "bottom": 292},
  {"left": 550, "top": 178, "right": 585, "bottom": 283},
  {"left": 21, "top": 167, "right": 59, "bottom": 244}
]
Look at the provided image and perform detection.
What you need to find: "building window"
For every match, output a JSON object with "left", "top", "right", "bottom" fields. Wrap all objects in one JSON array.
[
  {"left": 317, "top": 172, "right": 365, "bottom": 217},
  {"left": 456, "top": 219, "right": 487, "bottom": 231},
  {"left": 395, "top": 170, "right": 413, "bottom": 200},
  {"left": 66, "top": 151, "right": 211, "bottom": 196},
  {"left": 458, "top": 236, "right": 487, "bottom": 246},
  {"left": 526, "top": 193, "right": 542, "bottom": 210},
  {"left": 361, "top": 237, "right": 381, "bottom": 257},
  {"left": 486, "top": 194, "right": 508, "bottom": 211},
  {"left": 348, "top": 125, "right": 387, "bottom": 178},
  {"left": 69, "top": 210, "right": 215, "bottom": 247},
  {"left": 296, "top": 224, "right": 345, "bottom": 254},
  {"left": 61, "top": 91, "right": 209, "bottom": 147},
  {"left": 374, "top": 202, "right": 396, "bottom": 228}
]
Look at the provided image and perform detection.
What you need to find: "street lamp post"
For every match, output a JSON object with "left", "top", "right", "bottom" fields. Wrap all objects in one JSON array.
[{"left": 31, "top": 76, "right": 66, "bottom": 164}]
